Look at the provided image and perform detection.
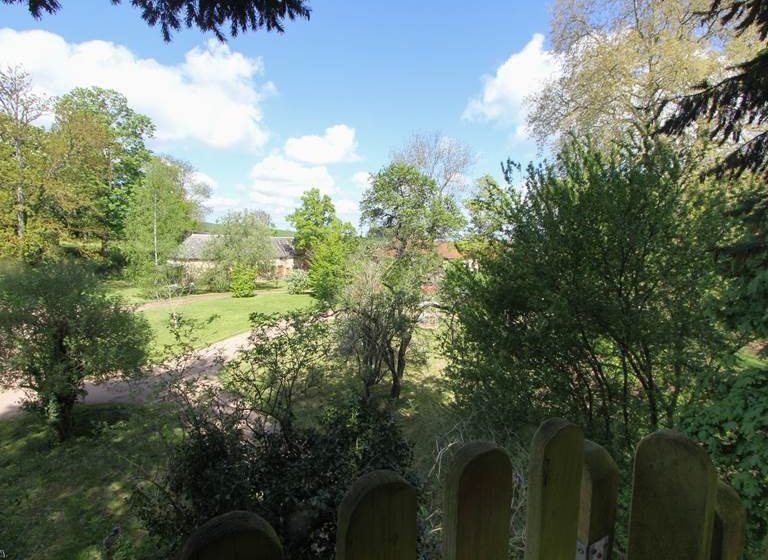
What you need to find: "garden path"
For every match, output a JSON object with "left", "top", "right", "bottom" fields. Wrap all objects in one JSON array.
[{"left": 0, "top": 330, "right": 252, "bottom": 419}]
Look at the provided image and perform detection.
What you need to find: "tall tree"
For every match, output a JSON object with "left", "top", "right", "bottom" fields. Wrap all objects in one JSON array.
[
  {"left": 661, "top": 0, "right": 768, "bottom": 179},
  {"left": 660, "top": 0, "right": 768, "bottom": 348},
  {"left": 122, "top": 157, "right": 201, "bottom": 277},
  {"left": 527, "top": 0, "right": 757, "bottom": 148},
  {"left": 391, "top": 131, "right": 475, "bottom": 196},
  {"left": 361, "top": 163, "right": 464, "bottom": 257},
  {"left": 56, "top": 87, "right": 155, "bottom": 247},
  {"left": 3, "top": 0, "right": 311, "bottom": 41},
  {"left": 0, "top": 66, "right": 49, "bottom": 242},
  {"left": 287, "top": 188, "right": 351, "bottom": 255}
]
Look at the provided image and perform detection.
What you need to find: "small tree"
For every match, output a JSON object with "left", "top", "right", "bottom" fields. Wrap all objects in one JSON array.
[
  {"left": 0, "top": 260, "right": 151, "bottom": 439},
  {"left": 222, "top": 309, "right": 335, "bottom": 434},
  {"left": 202, "top": 209, "right": 276, "bottom": 292},
  {"left": 338, "top": 253, "right": 430, "bottom": 399}
]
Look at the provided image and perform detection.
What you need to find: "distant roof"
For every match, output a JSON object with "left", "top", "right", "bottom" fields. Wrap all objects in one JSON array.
[
  {"left": 175, "top": 232, "right": 295, "bottom": 260},
  {"left": 435, "top": 241, "right": 462, "bottom": 260}
]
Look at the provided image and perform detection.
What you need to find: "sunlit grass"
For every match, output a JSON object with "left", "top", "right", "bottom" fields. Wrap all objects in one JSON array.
[
  {"left": 0, "top": 404, "right": 181, "bottom": 560},
  {"left": 140, "top": 291, "right": 314, "bottom": 360}
]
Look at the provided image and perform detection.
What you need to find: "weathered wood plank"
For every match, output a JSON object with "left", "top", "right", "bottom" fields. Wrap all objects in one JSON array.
[
  {"left": 336, "top": 469, "right": 417, "bottom": 560},
  {"left": 443, "top": 441, "right": 514, "bottom": 560},
  {"left": 710, "top": 481, "right": 747, "bottom": 560},
  {"left": 525, "top": 418, "right": 584, "bottom": 560},
  {"left": 627, "top": 430, "right": 717, "bottom": 560},
  {"left": 177, "top": 510, "right": 283, "bottom": 560},
  {"left": 578, "top": 439, "right": 619, "bottom": 559}
]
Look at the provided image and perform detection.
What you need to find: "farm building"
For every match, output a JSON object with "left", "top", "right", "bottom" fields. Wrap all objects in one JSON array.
[{"left": 172, "top": 232, "right": 301, "bottom": 278}]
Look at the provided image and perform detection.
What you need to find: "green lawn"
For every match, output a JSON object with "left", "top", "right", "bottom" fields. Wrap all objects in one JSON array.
[
  {"left": 0, "top": 404, "right": 180, "bottom": 560},
  {"left": 103, "top": 279, "right": 150, "bottom": 305},
  {"left": 140, "top": 291, "right": 314, "bottom": 360}
]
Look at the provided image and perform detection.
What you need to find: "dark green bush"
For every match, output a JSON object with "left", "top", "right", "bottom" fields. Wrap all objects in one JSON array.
[{"left": 131, "top": 397, "right": 415, "bottom": 559}]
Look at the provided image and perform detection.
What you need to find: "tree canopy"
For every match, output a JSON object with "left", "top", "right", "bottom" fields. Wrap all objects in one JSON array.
[
  {"left": 660, "top": 0, "right": 768, "bottom": 178},
  {"left": 3, "top": 0, "right": 311, "bottom": 41},
  {"left": 527, "top": 0, "right": 759, "bottom": 148}
]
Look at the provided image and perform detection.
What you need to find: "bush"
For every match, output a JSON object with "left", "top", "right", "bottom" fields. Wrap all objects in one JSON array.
[
  {"left": 229, "top": 263, "right": 257, "bottom": 297},
  {"left": 131, "top": 396, "right": 415, "bottom": 559},
  {"left": 0, "top": 259, "right": 151, "bottom": 439},
  {"left": 286, "top": 269, "right": 309, "bottom": 294},
  {"left": 680, "top": 364, "right": 768, "bottom": 555}
]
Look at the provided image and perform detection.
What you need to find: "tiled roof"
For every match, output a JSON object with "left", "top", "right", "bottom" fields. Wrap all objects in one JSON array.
[{"left": 175, "top": 232, "right": 295, "bottom": 260}]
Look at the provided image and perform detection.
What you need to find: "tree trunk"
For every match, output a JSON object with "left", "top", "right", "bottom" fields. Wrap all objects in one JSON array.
[
  {"left": 153, "top": 189, "right": 159, "bottom": 266},
  {"left": 14, "top": 139, "right": 25, "bottom": 238}
]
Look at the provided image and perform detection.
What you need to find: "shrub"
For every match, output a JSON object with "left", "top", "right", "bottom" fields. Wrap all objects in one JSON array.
[
  {"left": 229, "top": 263, "right": 257, "bottom": 297},
  {"left": 131, "top": 395, "right": 414, "bottom": 559},
  {"left": 680, "top": 364, "right": 768, "bottom": 555},
  {"left": 286, "top": 269, "right": 309, "bottom": 294},
  {"left": 0, "top": 259, "right": 151, "bottom": 439}
]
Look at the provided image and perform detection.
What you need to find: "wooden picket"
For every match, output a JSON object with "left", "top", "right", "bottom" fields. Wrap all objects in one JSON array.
[
  {"left": 627, "top": 430, "right": 717, "bottom": 560},
  {"left": 336, "top": 469, "right": 417, "bottom": 560},
  {"left": 577, "top": 439, "right": 619, "bottom": 559},
  {"left": 176, "top": 510, "right": 283, "bottom": 560},
  {"left": 177, "top": 419, "right": 748, "bottom": 560},
  {"left": 442, "top": 441, "right": 514, "bottom": 560},
  {"left": 525, "top": 418, "right": 584, "bottom": 560}
]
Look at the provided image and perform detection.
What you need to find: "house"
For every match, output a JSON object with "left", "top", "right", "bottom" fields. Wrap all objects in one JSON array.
[{"left": 172, "top": 232, "right": 300, "bottom": 278}]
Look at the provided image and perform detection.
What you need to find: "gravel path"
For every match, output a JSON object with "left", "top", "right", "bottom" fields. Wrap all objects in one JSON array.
[{"left": 0, "top": 331, "right": 252, "bottom": 419}]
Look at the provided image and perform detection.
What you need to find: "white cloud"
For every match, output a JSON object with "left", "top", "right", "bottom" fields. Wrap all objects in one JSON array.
[
  {"left": 284, "top": 124, "right": 359, "bottom": 165},
  {"left": 0, "top": 28, "right": 272, "bottom": 150},
  {"left": 207, "top": 195, "right": 243, "bottom": 212},
  {"left": 463, "top": 33, "right": 560, "bottom": 132},
  {"left": 247, "top": 154, "right": 336, "bottom": 222},
  {"left": 191, "top": 171, "right": 220, "bottom": 191},
  {"left": 351, "top": 171, "right": 372, "bottom": 190}
]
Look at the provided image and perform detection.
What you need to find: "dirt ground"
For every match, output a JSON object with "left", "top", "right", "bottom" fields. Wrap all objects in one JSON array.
[{"left": 0, "top": 331, "right": 252, "bottom": 419}]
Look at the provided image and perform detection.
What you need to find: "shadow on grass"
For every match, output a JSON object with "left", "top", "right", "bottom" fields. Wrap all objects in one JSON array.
[{"left": 0, "top": 403, "right": 180, "bottom": 560}]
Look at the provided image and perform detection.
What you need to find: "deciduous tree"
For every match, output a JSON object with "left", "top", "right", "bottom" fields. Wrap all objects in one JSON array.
[
  {"left": 0, "top": 259, "right": 151, "bottom": 439},
  {"left": 527, "top": 0, "right": 758, "bottom": 148}
]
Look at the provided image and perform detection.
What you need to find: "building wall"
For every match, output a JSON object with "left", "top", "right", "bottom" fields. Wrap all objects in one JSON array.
[{"left": 173, "top": 257, "right": 297, "bottom": 279}]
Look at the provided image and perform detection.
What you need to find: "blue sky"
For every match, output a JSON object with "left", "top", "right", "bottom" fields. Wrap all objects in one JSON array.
[{"left": 1, "top": 1, "right": 557, "bottom": 227}]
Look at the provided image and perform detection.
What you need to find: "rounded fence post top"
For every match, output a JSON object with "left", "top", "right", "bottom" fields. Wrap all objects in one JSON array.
[
  {"left": 583, "top": 439, "right": 619, "bottom": 479},
  {"left": 338, "top": 469, "right": 414, "bottom": 523},
  {"left": 177, "top": 510, "right": 282, "bottom": 560},
  {"left": 530, "top": 418, "right": 582, "bottom": 451},
  {"left": 635, "top": 429, "right": 714, "bottom": 470},
  {"left": 447, "top": 441, "right": 511, "bottom": 474}
]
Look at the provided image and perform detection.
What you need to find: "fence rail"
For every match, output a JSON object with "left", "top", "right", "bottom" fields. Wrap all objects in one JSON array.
[{"left": 177, "top": 418, "right": 746, "bottom": 560}]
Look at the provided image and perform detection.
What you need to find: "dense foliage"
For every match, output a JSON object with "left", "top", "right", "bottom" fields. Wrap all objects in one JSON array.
[
  {"left": 228, "top": 262, "right": 258, "bottom": 297},
  {"left": 3, "top": 0, "right": 311, "bottom": 41},
  {"left": 680, "top": 361, "right": 768, "bottom": 550},
  {"left": 443, "top": 140, "right": 733, "bottom": 451},
  {"left": 286, "top": 268, "right": 309, "bottom": 294},
  {"left": 0, "top": 260, "right": 150, "bottom": 438}
]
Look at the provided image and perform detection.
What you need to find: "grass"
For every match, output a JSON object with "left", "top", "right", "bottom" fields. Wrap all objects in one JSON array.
[
  {"left": 103, "top": 278, "right": 150, "bottom": 305},
  {"left": 140, "top": 290, "right": 314, "bottom": 360},
  {"left": 0, "top": 404, "right": 180, "bottom": 560}
]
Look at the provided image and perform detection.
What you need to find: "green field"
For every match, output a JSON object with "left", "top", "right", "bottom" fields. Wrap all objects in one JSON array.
[
  {"left": 0, "top": 404, "right": 180, "bottom": 560},
  {"left": 140, "top": 290, "right": 314, "bottom": 359}
]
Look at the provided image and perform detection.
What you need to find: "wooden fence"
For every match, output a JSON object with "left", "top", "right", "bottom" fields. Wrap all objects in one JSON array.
[{"left": 176, "top": 417, "right": 746, "bottom": 560}]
